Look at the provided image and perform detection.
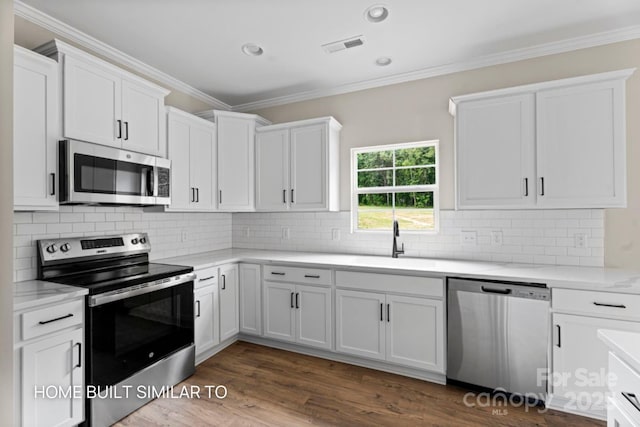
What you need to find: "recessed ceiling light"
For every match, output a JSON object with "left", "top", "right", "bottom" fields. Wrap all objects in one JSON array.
[
  {"left": 375, "top": 57, "right": 392, "bottom": 66},
  {"left": 364, "top": 4, "right": 389, "bottom": 23},
  {"left": 241, "top": 43, "right": 264, "bottom": 56}
]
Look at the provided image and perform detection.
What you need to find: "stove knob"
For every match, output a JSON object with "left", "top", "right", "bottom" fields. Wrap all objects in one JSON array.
[
  {"left": 131, "top": 238, "right": 139, "bottom": 245},
  {"left": 140, "top": 237, "right": 147, "bottom": 244},
  {"left": 60, "top": 243, "right": 71, "bottom": 253},
  {"left": 46, "top": 244, "right": 58, "bottom": 254}
]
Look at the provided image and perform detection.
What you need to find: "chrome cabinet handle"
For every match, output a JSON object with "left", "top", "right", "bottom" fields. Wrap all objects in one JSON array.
[
  {"left": 38, "top": 313, "right": 73, "bottom": 325},
  {"left": 196, "top": 300, "right": 201, "bottom": 317},
  {"left": 75, "top": 342, "right": 82, "bottom": 368},
  {"left": 593, "top": 302, "right": 626, "bottom": 309},
  {"left": 50, "top": 173, "right": 56, "bottom": 196},
  {"left": 116, "top": 120, "right": 122, "bottom": 139},
  {"left": 539, "top": 177, "right": 545, "bottom": 196},
  {"left": 523, "top": 178, "right": 528, "bottom": 197}
]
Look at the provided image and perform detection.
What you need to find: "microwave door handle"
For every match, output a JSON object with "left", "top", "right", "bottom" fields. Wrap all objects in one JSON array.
[{"left": 147, "top": 168, "right": 154, "bottom": 196}]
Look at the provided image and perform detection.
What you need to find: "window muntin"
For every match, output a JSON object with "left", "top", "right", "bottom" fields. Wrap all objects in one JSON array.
[{"left": 352, "top": 141, "right": 439, "bottom": 233}]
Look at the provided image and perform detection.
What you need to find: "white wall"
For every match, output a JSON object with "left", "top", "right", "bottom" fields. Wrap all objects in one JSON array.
[
  {"left": 13, "top": 207, "right": 232, "bottom": 281},
  {"left": 233, "top": 209, "right": 604, "bottom": 266},
  {"left": 1, "top": 0, "right": 14, "bottom": 423}
]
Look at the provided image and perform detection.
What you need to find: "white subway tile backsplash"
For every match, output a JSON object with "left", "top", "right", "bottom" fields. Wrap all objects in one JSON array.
[
  {"left": 13, "top": 206, "right": 232, "bottom": 282},
  {"left": 232, "top": 209, "right": 604, "bottom": 267}
]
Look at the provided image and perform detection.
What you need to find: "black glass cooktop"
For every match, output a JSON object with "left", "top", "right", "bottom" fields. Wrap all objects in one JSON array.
[{"left": 47, "top": 262, "right": 193, "bottom": 295}]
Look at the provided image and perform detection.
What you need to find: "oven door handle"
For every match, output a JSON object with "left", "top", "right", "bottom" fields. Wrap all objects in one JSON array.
[{"left": 88, "top": 272, "right": 196, "bottom": 307}]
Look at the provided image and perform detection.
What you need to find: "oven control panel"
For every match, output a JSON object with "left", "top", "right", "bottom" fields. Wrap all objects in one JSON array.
[{"left": 38, "top": 233, "right": 151, "bottom": 264}]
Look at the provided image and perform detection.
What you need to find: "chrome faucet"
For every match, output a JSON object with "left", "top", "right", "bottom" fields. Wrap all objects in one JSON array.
[{"left": 392, "top": 220, "right": 404, "bottom": 258}]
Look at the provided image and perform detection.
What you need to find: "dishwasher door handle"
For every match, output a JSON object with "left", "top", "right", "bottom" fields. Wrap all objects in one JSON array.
[{"left": 481, "top": 286, "right": 512, "bottom": 295}]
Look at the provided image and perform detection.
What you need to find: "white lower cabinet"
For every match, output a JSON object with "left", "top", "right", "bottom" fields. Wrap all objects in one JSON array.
[
  {"left": 219, "top": 264, "right": 240, "bottom": 342},
  {"left": 336, "top": 289, "right": 445, "bottom": 373},
  {"left": 15, "top": 296, "right": 85, "bottom": 427},
  {"left": 239, "top": 264, "right": 262, "bottom": 336},
  {"left": 194, "top": 284, "right": 219, "bottom": 356},
  {"left": 263, "top": 281, "right": 332, "bottom": 350}
]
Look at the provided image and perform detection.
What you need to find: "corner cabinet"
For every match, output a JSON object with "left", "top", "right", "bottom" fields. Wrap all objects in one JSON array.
[
  {"left": 167, "top": 107, "right": 217, "bottom": 211},
  {"left": 15, "top": 296, "right": 85, "bottom": 427},
  {"left": 36, "top": 39, "right": 169, "bottom": 156},
  {"left": 256, "top": 117, "right": 341, "bottom": 212},
  {"left": 13, "top": 45, "right": 60, "bottom": 211},
  {"left": 451, "top": 68, "right": 634, "bottom": 209},
  {"left": 195, "top": 110, "right": 270, "bottom": 212}
]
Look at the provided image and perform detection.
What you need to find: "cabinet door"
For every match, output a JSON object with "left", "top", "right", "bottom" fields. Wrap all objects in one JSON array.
[
  {"left": 335, "top": 289, "right": 385, "bottom": 361},
  {"left": 217, "top": 115, "right": 255, "bottom": 210},
  {"left": 552, "top": 314, "right": 640, "bottom": 416},
  {"left": 194, "top": 284, "right": 219, "bottom": 356},
  {"left": 256, "top": 129, "right": 289, "bottom": 211},
  {"left": 290, "top": 124, "right": 327, "bottom": 210},
  {"left": 167, "top": 115, "right": 191, "bottom": 210},
  {"left": 190, "top": 124, "right": 216, "bottom": 210},
  {"left": 537, "top": 80, "right": 626, "bottom": 207},
  {"left": 218, "top": 264, "right": 239, "bottom": 342},
  {"left": 239, "top": 264, "right": 262, "bottom": 335},
  {"left": 121, "top": 79, "right": 165, "bottom": 156},
  {"left": 22, "top": 328, "right": 84, "bottom": 427},
  {"left": 296, "top": 285, "right": 332, "bottom": 350},
  {"left": 385, "top": 295, "right": 444, "bottom": 372},
  {"left": 63, "top": 55, "right": 121, "bottom": 147},
  {"left": 14, "top": 48, "right": 59, "bottom": 210},
  {"left": 263, "top": 281, "right": 296, "bottom": 342},
  {"left": 456, "top": 94, "right": 535, "bottom": 208}
]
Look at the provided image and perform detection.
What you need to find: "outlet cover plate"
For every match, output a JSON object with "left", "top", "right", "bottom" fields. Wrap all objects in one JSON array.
[{"left": 461, "top": 230, "right": 477, "bottom": 245}]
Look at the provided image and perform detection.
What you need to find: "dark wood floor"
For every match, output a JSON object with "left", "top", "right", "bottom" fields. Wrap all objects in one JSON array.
[{"left": 116, "top": 342, "right": 605, "bottom": 426}]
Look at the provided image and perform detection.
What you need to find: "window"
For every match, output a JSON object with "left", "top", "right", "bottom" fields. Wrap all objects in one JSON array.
[{"left": 351, "top": 140, "right": 439, "bottom": 233}]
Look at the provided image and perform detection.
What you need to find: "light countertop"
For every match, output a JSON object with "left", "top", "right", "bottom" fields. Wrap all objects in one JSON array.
[
  {"left": 14, "top": 280, "right": 89, "bottom": 311},
  {"left": 598, "top": 329, "right": 640, "bottom": 373},
  {"left": 158, "top": 249, "right": 640, "bottom": 294}
]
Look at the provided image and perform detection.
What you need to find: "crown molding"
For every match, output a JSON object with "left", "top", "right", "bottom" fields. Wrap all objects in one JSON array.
[
  {"left": 14, "top": 0, "right": 230, "bottom": 111},
  {"left": 232, "top": 24, "right": 640, "bottom": 112}
]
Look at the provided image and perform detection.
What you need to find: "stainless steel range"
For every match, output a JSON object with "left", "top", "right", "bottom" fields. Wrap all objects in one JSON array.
[{"left": 37, "top": 233, "right": 196, "bottom": 427}]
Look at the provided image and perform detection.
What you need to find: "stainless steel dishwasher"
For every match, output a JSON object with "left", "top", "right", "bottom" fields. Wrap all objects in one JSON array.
[{"left": 447, "top": 278, "right": 550, "bottom": 397}]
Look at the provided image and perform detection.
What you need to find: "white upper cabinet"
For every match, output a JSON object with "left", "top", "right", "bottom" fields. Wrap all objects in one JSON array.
[
  {"left": 36, "top": 39, "right": 169, "bottom": 156},
  {"left": 167, "top": 107, "right": 216, "bottom": 211},
  {"left": 455, "top": 94, "right": 535, "bottom": 208},
  {"left": 13, "top": 46, "right": 59, "bottom": 211},
  {"left": 451, "top": 68, "right": 634, "bottom": 209},
  {"left": 536, "top": 79, "right": 626, "bottom": 208},
  {"left": 256, "top": 117, "right": 341, "bottom": 212},
  {"left": 204, "top": 110, "right": 270, "bottom": 211}
]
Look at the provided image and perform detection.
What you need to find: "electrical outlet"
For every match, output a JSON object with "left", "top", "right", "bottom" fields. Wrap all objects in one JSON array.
[
  {"left": 243, "top": 227, "right": 251, "bottom": 238},
  {"left": 181, "top": 230, "right": 188, "bottom": 242},
  {"left": 574, "top": 233, "right": 588, "bottom": 248},
  {"left": 460, "top": 230, "right": 477, "bottom": 245},
  {"left": 491, "top": 231, "right": 503, "bottom": 246},
  {"left": 281, "top": 227, "right": 290, "bottom": 240},
  {"left": 332, "top": 228, "right": 341, "bottom": 241}
]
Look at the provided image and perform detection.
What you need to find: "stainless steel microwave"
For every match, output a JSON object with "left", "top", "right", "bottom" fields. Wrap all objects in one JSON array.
[{"left": 59, "top": 140, "right": 171, "bottom": 205}]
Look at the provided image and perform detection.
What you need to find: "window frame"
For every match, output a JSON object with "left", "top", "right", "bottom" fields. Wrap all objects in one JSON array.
[{"left": 350, "top": 140, "right": 440, "bottom": 234}]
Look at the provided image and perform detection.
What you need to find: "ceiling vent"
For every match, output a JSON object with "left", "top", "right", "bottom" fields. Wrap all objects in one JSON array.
[{"left": 322, "top": 35, "right": 366, "bottom": 54}]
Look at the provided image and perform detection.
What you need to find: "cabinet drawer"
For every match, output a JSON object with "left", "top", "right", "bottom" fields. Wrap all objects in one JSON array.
[
  {"left": 264, "top": 265, "right": 332, "bottom": 286},
  {"left": 553, "top": 288, "right": 640, "bottom": 320},
  {"left": 21, "top": 299, "right": 83, "bottom": 341},
  {"left": 609, "top": 352, "right": 640, "bottom": 396},
  {"left": 336, "top": 270, "right": 444, "bottom": 298},
  {"left": 194, "top": 266, "right": 218, "bottom": 289}
]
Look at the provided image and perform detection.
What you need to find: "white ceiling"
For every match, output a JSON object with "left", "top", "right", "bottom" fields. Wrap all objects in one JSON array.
[{"left": 19, "top": 0, "right": 640, "bottom": 109}]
